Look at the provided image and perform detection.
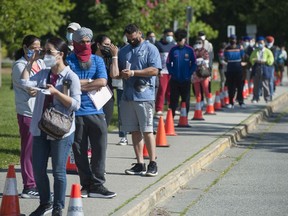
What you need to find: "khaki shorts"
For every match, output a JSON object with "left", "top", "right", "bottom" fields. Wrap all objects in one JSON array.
[{"left": 120, "top": 100, "right": 154, "bottom": 133}]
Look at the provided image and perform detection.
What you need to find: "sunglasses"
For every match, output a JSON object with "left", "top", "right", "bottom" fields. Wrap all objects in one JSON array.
[{"left": 44, "top": 50, "right": 60, "bottom": 55}]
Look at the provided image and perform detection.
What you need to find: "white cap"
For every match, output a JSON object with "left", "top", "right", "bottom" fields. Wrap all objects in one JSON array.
[{"left": 67, "top": 22, "right": 81, "bottom": 31}]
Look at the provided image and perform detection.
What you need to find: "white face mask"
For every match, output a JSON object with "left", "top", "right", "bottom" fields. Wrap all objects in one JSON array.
[
  {"left": 194, "top": 44, "right": 202, "bottom": 49},
  {"left": 66, "top": 32, "right": 73, "bottom": 42},
  {"left": 43, "top": 54, "right": 57, "bottom": 67}
]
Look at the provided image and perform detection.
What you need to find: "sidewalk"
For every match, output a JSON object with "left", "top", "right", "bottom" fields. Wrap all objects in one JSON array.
[{"left": 1, "top": 84, "right": 288, "bottom": 216}]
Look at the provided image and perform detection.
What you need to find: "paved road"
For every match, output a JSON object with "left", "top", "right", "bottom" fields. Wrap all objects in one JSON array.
[{"left": 152, "top": 101, "right": 288, "bottom": 216}]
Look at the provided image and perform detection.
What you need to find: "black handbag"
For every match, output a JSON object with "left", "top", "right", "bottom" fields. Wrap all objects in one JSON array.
[
  {"left": 38, "top": 107, "right": 73, "bottom": 139},
  {"left": 196, "top": 65, "right": 211, "bottom": 78}
]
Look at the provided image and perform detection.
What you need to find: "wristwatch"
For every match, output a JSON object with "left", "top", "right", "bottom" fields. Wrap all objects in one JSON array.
[{"left": 158, "top": 70, "right": 161, "bottom": 76}]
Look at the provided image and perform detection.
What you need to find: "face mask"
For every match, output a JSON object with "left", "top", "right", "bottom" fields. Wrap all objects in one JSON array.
[
  {"left": 123, "top": 35, "right": 128, "bottom": 44},
  {"left": 194, "top": 44, "right": 202, "bottom": 49},
  {"left": 258, "top": 44, "right": 264, "bottom": 50},
  {"left": 266, "top": 42, "right": 273, "bottom": 48},
  {"left": 128, "top": 37, "right": 141, "bottom": 47},
  {"left": 100, "top": 46, "right": 111, "bottom": 57},
  {"left": 148, "top": 36, "right": 156, "bottom": 44},
  {"left": 73, "top": 42, "right": 92, "bottom": 62},
  {"left": 66, "top": 32, "right": 73, "bottom": 42},
  {"left": 243, "top": 42, "right": 250, "bottom": 49},
  {"left": 200, "top": 36, "right": 206, "bottom": 41},
  {"left": 43, "top": 54, "right": 57, "bottom": 67},
  {"left": 26, "top": 49, "right": 34, "bottom": 59},
  {"left": 166, "top": 36, "right": 173, "bottom": 43}
]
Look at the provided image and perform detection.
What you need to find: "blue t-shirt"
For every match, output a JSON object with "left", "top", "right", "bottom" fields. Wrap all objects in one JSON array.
[
  {"left": 67, "top": 53, "right": 107, "bottom": 116},
  {"left": 118, "top": 41, "right": 161, "bottom": 101}
]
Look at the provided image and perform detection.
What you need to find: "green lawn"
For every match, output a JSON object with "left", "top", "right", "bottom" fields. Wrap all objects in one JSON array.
[{"left": 0, "top": 71, "right": 219, "bottom": 169}]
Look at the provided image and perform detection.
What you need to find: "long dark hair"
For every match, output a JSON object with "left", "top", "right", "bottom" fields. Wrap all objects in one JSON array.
[
  {"left": 46, "top": 37, "right": 69, "bottom": 65},
  {"left": 91, "top": 34, "right": 109, "bottom": 53},
  {"left": 14, "top": 35, "right": 40, "bottom": 61}
]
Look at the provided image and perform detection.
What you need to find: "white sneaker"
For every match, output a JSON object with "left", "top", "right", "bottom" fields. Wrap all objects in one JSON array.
[
  {"left": 154, "top": 111, "right": 163, "bottom": 118},
  {"left": 226, "top": 104, "right": 234, "bottom": 109},
  {"left": 117, "top": 137, "right": 128, "bottom": 146},
  {"left": 175, "top": 110, "right": 180, "bottom": 115},
  {"left": 239, "top": 103, "right": 246, "bottom": 108},
  {"left": 251, "top": 100, "right": 258, "bottom": 104}
]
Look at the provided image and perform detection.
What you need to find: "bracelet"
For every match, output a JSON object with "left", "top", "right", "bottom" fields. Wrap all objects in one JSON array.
[
  {"left": 112, "top": 56, "right": 118, "bottom": 59},
  {"left": 131, "top": 70, "right": 134, "bottom": 77}
]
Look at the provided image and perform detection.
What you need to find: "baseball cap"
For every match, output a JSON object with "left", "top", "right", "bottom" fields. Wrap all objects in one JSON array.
[{"left": 67, "top": 22, "right": 81, "bottom": 31}]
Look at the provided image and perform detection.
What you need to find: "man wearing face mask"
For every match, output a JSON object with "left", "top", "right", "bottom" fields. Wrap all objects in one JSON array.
[
  {"left": 118, "top": 23, "right": 162, "bottom": 177},
  {"left": 154, "top": 29, "right": 175, "bottom": 118},
  {"left": 146, "top": 31, "right": 157, "bottom": 44},
  {"left": 250, "top": 36, "right": 274, "bottom": 103},
  {"left": 166, "top": 29, "right": 197, "bottom": 117},
  {"left": 224, "top": 34, "right": 245, "bottom": 108},
  {"left": 66, "top": 22, "right": 81, "bottom": 53},
  {"left": 66, "top": 27, "right": 117, "bottom": 199}
]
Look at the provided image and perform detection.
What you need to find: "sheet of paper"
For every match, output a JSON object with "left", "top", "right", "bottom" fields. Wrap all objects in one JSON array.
[
  {"left": 126, "top": 61, "right": 131, "bottom": 70},
  {"left": 88, "top": 86, "right": 113, "bottom": 110}
]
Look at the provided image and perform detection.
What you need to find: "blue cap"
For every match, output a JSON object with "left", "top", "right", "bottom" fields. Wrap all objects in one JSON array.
[
  {"left": 242, "top": 36, "right": 251, "bottom": 41},
  {"left": 229, "top": 34, "right": 237, "bottom": 39},
  {"left": 256, "top": 36, "right": 265, "bottom": 42}
]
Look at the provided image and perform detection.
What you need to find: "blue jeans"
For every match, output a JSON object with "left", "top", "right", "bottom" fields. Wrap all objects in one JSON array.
[{"left": 32, "top": 132, "right": 74, "bottom": 209}]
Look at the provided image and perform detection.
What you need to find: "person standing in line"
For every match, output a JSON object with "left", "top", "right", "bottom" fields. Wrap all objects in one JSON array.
[
  {"left": 12, "top": 35, "right": 46, "bottom": 199},
  {"left": 224, "top": 34, "right": 245, "bottom": 108},
  {"left": 154, "top": 29, "right": 175, "bottom": 118},
  {"left": 217, "top": 42, "right": 227, "bottom": 89},
  {"left": 66, "top": 27, "right": 116, "bottom": 198},
  {"left": 118, "top": 23, "right": 161, "bottom": 176},
  {"left": 66, "top": 22, "right": 81, "bottom": 53},
  {"left": 21, "top": 37, "right": 81, "bottom": 216},
  {"left": 250, "top": 36, "right": 274, "bottom": 103},
  {"left": 146, "top": 31, "right": 157, "bottom": 45},
  {"left": 166, "top": 29, "right": 197, "bottom": 117},
  {"left": 92, "top": 34, "right": 119, "bottom": 127}
]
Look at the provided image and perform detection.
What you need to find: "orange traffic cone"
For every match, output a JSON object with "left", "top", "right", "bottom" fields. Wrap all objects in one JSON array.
[
  {"left": 242, "top": 80, "right": 248, "bottom": 99},
  {"left": 224, "top": 86, "right": 229, "bottom": 105},
  {"left": 156, "top": 116, "right": 169, "bottom": 147},
  {"left": 165, "top": 109, "right": 177, "bottom": 136},
  {"left": 0, "top": 165, "right": 23, "bottom": 216},
  {"left": 177, "top": 102, "right": 190, "bottom": 127},
  {"left": 214, "top": 91, "right": 222, "bottom": 111},
  {"left": 192, "top": 96, "right": 205, "bottom": 120},
  {"left": 143, "top": 143, "right": 149, "bottom": 159},
  {"left": 67, "top": 184, "right": 84, "bottom": 216},
  {"left": 66, "top": 149, "right": 78, "bottom": 174},
  {"left": 249, "top": 79, "right": 254, "bottom": 95},
  {"left": 205, "top": 93, "right": 216, "bottom": 115}
]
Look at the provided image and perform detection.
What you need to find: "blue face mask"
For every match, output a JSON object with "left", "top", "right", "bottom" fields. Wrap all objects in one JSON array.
[
  {"left": 66, "top": 32, "right": 73, "bottom": 42},
  {"left": 258, "top": 44, "right": 264, "bottom": 50},
  {"left": 26, "top": 49, "right": 34, "bottom": 59},
  {"left": 166, "top": 36, "right": 173, "bottom": 43}
]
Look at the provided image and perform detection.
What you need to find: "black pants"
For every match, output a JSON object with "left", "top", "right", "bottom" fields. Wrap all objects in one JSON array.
[
  {"left": 73, "top": 114, "right": 107, "bottom": 189},
  {"left": 169, "top": 80, "right": 191, "bottom": 117},
  {"left": 226, "top": 72, "right": 244, "bottom": 105}
]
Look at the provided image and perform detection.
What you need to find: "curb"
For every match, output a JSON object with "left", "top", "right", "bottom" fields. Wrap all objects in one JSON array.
[{"left": 120, "top": 91, "right": 288, "bottom": 216}]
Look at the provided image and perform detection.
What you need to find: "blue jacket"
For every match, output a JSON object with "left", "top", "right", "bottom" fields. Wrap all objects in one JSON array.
[{"left": 166, "top": 45, "right": 197, "bottom": 82}]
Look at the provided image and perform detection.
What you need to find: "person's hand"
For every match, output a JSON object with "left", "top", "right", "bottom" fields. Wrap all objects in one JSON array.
[
  {"left": 110, "top": 44, "right": 118, "bottom": 57},
  {"left": 46, "top": 84, "right": 56, "bottom": 95},
  {"left": 27, "top": 87, "right": 37, "bottom": 97},
  {"left": 121, "top": 69, "right": 134, "bottom": 79}
]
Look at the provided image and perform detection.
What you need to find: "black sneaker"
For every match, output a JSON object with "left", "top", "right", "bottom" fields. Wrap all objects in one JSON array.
[
  {"left": 21, "top": 187, "right": 39, "bottom": 199},
  {"left": 146, "top": 161, "right": 158, "bottom": 177},
  {"left": 52, "top": 207, "right": 62, "bottom": 216},
  {"left": 29, "top": 203, "right": 53, "bottom": 216},
  {"left": 88, "top": 185, "right": 117, "bottom": 198},
  {"left": 125, "top": 163, "right": 146, "bottom": 175},
  {"left": 80, "top": 186, "right": 89, "bottom": 198}
]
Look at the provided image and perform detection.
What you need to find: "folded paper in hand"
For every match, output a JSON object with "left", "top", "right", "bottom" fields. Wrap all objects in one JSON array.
[{"left": 88, "top": 86, "right": 113, "bottom": 110}]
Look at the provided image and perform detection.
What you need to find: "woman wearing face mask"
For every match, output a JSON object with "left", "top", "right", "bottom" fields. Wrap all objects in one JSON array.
[
  {"left": 191, "top": 39, "right": 210, "bottom": 102},
  {"left": 21, "top": 37, "right": 81, "bottom": 216},
  {"left": 12, "top": 35, "right": 45, "bottom": 199}
]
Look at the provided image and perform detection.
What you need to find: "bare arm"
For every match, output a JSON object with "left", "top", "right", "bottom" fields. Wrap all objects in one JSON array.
[
  {"left": 47, "top": 84, "right": 72, "bottom": 108},
  {"left": 109, "top": 44, "right": 120, "bottom": 78},
  {"left": 81, "top": 78, "right": 107, "bottom": 92},
  {"left": 120, "top": 67, "right": 159, "bottom": 79}
]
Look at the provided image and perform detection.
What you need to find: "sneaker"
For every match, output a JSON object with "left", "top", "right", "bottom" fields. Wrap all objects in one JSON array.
[
  {"left": 154, "top": 111, "right": 163, "bottom": 118},
  {"left": 146, "top": 161, "right": 158, "bottom": 177},
  {"left": 29, "top": 203, "right": 53, "bottom": 216},
  {"left": 125, "top": 163, "right": 146, "bottom": 175},
  {"left": 117, "top": 137, "right": 128, "bottom": 146},
  {"left": 251, "top": 100, "right": 258, "bottom": 104},
  {"left": 175, "top": 110, "right": 180, "bottom": 116},
  {"left": 88, "top": 185, "right": 117, "bottom": 198},
  {"left": 52, "top": 207, "right": 62, "bottom": 216},
  {"left": 226, "top": 104, "right": 234, "bottom": 109},
  {"left": 239, "top": 103, "right": 246, "bottom": 108},
  {"left": 80, "top": 186, "right": 89, "bottom": 198},
  {"left": 21, "top": 188, "right": 39, "bottom": 199}
]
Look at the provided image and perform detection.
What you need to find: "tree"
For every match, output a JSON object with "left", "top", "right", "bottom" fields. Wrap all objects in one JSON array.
[
  {"left": 86, "top": 0, "right": 217, "bottom": 45},
  {"left": 0, "top": 0, "right": 75, "bottom": 58}
]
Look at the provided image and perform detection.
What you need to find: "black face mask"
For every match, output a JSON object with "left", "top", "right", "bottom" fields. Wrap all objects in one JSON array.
[
  {"left": 100, "top": 46, "right": 111, "bottom": 57},
  {"left": 128, "top": 37, "right": 141, "bottom": 47}
]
